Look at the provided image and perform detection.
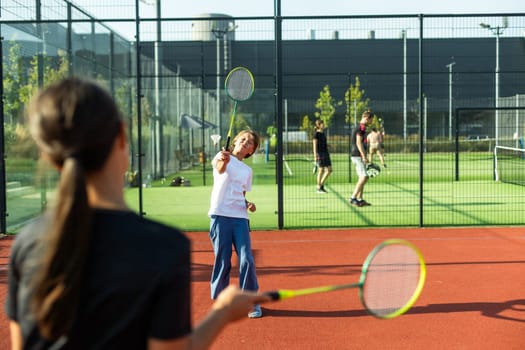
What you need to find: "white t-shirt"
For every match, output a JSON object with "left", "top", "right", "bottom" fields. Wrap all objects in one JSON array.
[{"left": 208, "top": 152, "right": 252, "bottom": 219}]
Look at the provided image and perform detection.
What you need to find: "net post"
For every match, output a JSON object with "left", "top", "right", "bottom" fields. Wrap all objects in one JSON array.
[{"left": 493, "top": 146, "right": 498, "bottom": 181}]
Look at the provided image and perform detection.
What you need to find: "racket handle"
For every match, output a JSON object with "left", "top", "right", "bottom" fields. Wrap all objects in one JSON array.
[
  {"left": 224, "top": 136, "right": 231, "bottom": 151},
  {"left": 265, "top": 291, "right": 281, "bottom": 301}
]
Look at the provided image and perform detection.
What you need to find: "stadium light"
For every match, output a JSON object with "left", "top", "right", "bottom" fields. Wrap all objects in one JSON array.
[
  {"left": 480, "top": 18, "right": 508, "bottom": 146},
  {"left": 140, "top": 0, "right": 162, "bottom": 177},
  {"left": 212, "top": 22, "right": 237, "bottom": 137},
  {"left": 446, "top": 61, "right": 456, "bottom": 141},
  {"left": 401, "top": 29, "right": 407, "bottom": 144}
]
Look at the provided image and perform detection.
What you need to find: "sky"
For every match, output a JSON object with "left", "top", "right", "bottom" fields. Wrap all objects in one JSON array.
[
  {"left": 151, "top": 0, "right": 525, "bottom": 18},
  {"left": 65, "top": 0, "right": 525, "bottom": 41},
  {"left": 70, "top": 0, "right": 525, "bottom": 19}
]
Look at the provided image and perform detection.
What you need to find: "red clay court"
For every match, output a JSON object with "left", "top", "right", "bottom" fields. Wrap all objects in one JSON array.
[{"left": 1, "top": 227, "right": 525, "bottom": 349}]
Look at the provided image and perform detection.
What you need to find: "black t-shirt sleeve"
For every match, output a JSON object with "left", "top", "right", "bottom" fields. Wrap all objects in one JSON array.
[
  {"left": 5, "top": 238, "right": 20, "bottom": 321},
  {"left": 4, "top": 220, "right": 42, "bottom": 323}
]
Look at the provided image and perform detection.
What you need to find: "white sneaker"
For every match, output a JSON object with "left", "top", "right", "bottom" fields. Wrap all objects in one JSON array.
[{"left": 248, "top": 304, "right": 262, "bottom": 318}]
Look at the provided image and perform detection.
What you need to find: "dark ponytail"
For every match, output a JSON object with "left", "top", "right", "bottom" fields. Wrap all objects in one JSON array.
[{"left": 33, "top": 157, "right": 92, "bottom": 339}]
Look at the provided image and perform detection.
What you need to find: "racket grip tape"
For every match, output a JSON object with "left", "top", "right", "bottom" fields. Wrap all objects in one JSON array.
[
  {"left": 265, "top": 291, "right": 281, "bottom": 301},
  {"left": 224, "top": 136, "right": 231, "bottom": 151},
  {"left": 265, "top": 290, "right": 297, "bottom": 300}
]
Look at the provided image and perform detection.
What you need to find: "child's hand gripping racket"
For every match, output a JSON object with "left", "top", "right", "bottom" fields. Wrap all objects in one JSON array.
[
  {"left": 313, "top": 155, "right": 319, "bottom": 174},
  {"left": 224, "top": 67, "right": 255, "bottom": 151},
  {"left": 265, "top": 239, "right": 426, "bottom": 319},
  {"left": 312, "top": 161, "right": 319, "bottom": 174}
]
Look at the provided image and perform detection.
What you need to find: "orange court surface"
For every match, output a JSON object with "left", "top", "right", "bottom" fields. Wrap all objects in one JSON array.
[{"left": 1, "top": 226, "right": 525, "bottom": 349}]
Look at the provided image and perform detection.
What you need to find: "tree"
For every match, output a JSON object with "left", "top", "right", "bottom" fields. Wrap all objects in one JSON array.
[
  {"left": 115, "top": 81, "right": 134, "bottom": 120},
  {"left": 2, "top": 43, "right": 25, "bottom": 124},
  {"left": 344, "top": 76, "right": 370, "bottom": 126},
  {"left": 299, "top": 115, "right": 314, "bottom": 137},
  {"left": 2, "top": 43, "right": 71, "bottom": 159},
  {"left": 17, "top": 49, "right": 70, "bottom": 113},
  {"left": 266, "top": 124, "right": 277, "bottom": 137},
  {"left": 369, "top": 114, "right": 385, "bottom": 132},
  {"left": 233, "top": 113, "right": 250, "bottom": 135},
  {"left": 314, "top": 85, "right": 340, "bottom": 130}
]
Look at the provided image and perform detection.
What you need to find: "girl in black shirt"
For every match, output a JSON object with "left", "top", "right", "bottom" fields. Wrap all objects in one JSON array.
[{"left": 5, "top": 77, "right": 268, "bottom": 350}]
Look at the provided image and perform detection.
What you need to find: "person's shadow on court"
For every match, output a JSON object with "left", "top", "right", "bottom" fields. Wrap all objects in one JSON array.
[{"left": 262, "top": 299, "right": 525, "bottom": 323}]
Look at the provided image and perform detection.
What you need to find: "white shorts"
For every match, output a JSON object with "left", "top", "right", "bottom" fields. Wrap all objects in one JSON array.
[{"left": 351, "top": 156, "right": 368, "bottom": 177}]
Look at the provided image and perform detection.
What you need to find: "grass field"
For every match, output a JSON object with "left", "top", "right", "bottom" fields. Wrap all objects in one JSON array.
[
  {"left": 122, "top": 151, "right": 525, "bottom": 231},
  {"left": 4, "top": 151, "right": 524, "bottom": 233}
]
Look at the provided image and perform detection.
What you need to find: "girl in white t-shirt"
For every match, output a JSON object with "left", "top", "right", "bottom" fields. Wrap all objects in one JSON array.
[{"left": 208, "top": 130, "right": 263, "bottom": 318}]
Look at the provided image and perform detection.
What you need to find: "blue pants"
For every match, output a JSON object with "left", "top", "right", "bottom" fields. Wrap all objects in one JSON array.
[{"left": 209, "top": 215, "right": 259, "bottom": 299}]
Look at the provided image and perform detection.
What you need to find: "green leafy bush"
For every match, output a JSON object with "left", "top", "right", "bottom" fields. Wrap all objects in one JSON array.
[{"left": 5, "top": 123, "right": 38, "bottom": 159}]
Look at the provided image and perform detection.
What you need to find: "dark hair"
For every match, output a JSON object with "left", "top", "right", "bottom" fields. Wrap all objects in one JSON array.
[
  {"left": 314, "top": 119, "right": 325, "bottom": 131},
  {"left": 233, "top": 130, "right": 260, "bottom": 158},
  {"left": 27, "top": 77, "right": 123, "bottom": 340},
  {"left": 362, "top": 110, "right": 374, "bottom": 119}
]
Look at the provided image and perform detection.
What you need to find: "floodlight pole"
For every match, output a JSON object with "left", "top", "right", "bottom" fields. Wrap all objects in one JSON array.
[
  {"left": 480, "top": 21, "right": 506, "bottom": 146},
  {"left": 423, "top": 95, "right": 427, "bottom": 148},
  {"left": 516, "top": 94, "right": 520, "bottom": 148},
  {"left": 0, "top": 25, "right": 6, "bottom": 234},
  {"left": 402, "top": 29, "right": 407, "bottom": 144},
  {"left": 212, "top": 23, "right": 236, "bottom": 139},
  {"left": 154, "top": 0, "right": 162, "bottom": 177},
  {"left": 446, "top": 61, "right": 455, "bottom": 141},
  {"left": 495, "top": 28, "right": 500, "bottom": 146},
  {"left": 141, "top": 0, "right": 162, "bottom": 178},
  {"left": 214, "top": 34, "right": 221, "bottom": 137},
  {"left": 150, "top": 0, "right": 162, "bottom": 178},
  {"left": 135, "top": 0, "right": 144, "bottom": 215}
]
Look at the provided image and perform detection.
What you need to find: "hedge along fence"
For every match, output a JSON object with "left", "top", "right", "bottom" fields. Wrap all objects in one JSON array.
[{"left": 280, "top": 134, "right": 493, "bottom": 155}]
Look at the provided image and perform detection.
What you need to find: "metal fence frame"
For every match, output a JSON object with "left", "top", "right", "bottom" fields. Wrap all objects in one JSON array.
[{"left": 2, "top": 2, "right": 525, "bottom": 232}]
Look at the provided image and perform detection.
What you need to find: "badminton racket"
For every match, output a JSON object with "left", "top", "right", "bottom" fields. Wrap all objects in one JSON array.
[
  {"left": 312, "top": 162, "right": 318, "bottom": 174},
  {"left": 366, "top": 163, "right": 381, "bottom": 177},
  {"left": 266, "top": 239, "right": 426, "bottom": 319},
  {"left": 223, "top": 66, "right": 255, "bottom": 151}
]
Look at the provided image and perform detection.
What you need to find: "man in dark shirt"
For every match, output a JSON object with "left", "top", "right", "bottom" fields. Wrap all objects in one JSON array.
[
  {"left": 313, "top": 119, "right": 332, "bottom": 193},
  {"left": 350, "top": 110, "right": 374, "bottom": 206}
]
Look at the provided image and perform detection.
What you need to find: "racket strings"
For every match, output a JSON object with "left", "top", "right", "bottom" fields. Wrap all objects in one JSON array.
[
  {"left": 362, "top": 245, "right": 422, "bottom": 318},
  {"left": 226, "top": 70, "right": 253, "bottom": 101}
]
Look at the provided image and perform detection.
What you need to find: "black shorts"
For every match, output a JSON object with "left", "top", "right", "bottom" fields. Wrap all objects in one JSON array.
[{"left": 317, "top": 152, "right": 332, "bottom": 167}]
